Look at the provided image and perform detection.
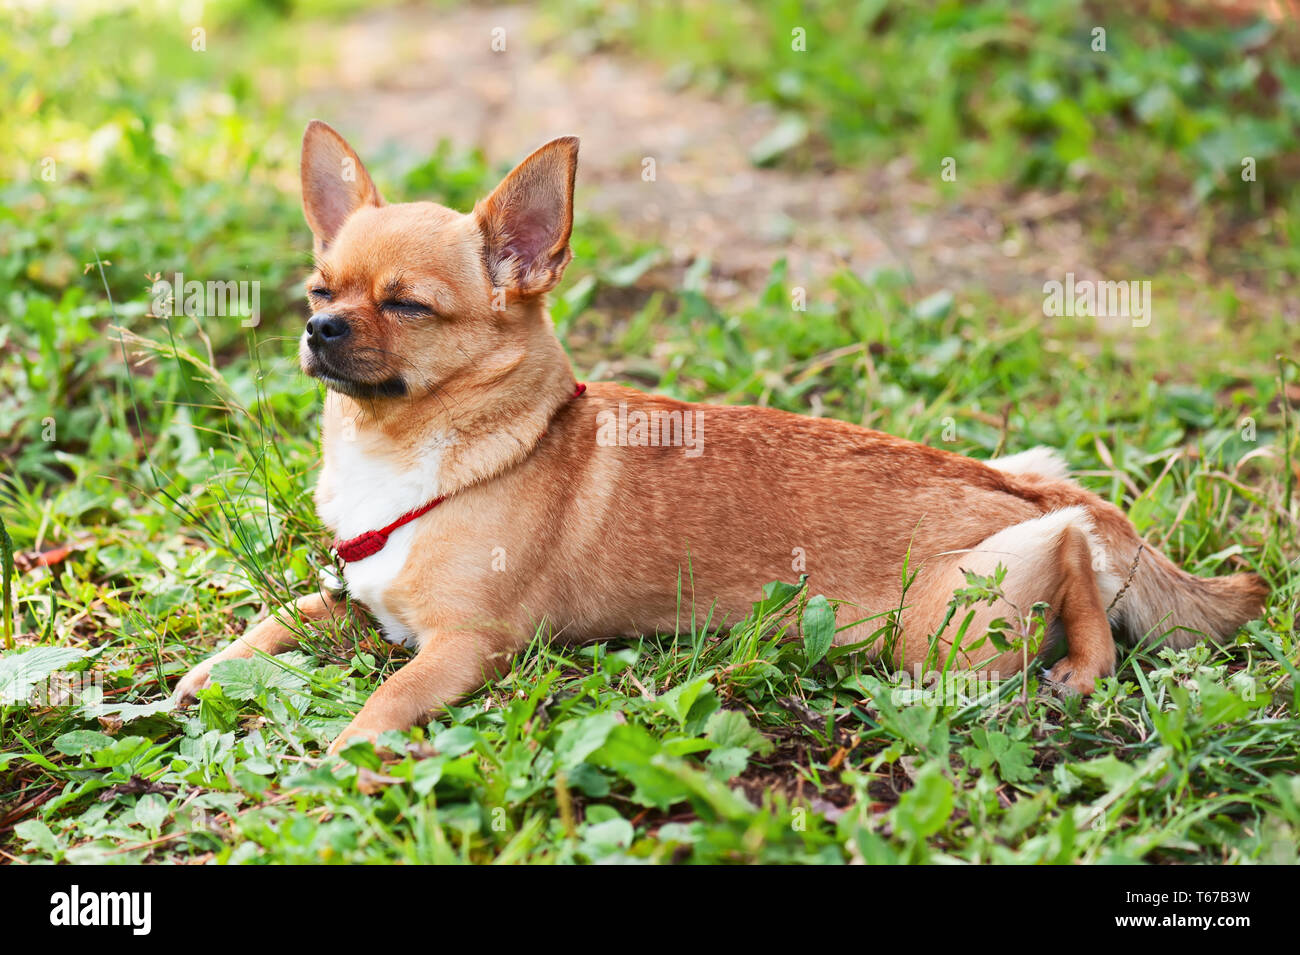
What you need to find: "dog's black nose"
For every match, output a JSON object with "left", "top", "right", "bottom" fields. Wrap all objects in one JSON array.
[{"left": 306, "top": 314, "right": 350, "bottom": 348}]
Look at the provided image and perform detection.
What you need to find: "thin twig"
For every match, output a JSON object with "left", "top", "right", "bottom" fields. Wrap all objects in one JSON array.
[{"left": 1106, "top": 545, "right": 1145, "bottom": 614}]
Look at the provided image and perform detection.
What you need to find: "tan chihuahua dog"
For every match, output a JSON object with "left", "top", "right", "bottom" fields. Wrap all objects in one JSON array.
[{"left": 176, "top": 121, "right": 1267, "bottom": 753}]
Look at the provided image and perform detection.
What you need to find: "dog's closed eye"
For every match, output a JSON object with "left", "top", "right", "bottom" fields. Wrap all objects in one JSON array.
[{"left": 380, "top": 299, "right": 436, "bottom": 317}]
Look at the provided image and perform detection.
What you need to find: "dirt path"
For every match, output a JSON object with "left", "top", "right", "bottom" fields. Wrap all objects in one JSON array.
[{"left": 298, "top": 5, "right": 1168, "bottom": 311}]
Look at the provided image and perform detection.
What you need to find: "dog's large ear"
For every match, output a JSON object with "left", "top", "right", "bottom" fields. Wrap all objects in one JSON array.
[
  {"left": 301, "top": 120, "right": 383, "bottom": 252},
  {"left": 474, "top": 136, "right": 579, "bottom": 300}
]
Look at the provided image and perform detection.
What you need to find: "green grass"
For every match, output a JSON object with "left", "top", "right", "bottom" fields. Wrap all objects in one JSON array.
[
  {"left": 0, "top": 1, "right": 1297, "bottom": 864},
  {"left": 551, "top": 0, "right": 1300, "bottom": 276}
]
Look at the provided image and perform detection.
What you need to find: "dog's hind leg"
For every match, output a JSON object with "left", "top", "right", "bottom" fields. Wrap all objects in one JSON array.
[
  {"left": 174, "top": 591, "right": 346, "bottom": 703},
  {"left": 898, "top": 507, "right": 1119, "bottom": 692},
  {"left": 1038, "top": 520, "right": 1119, "bottom": 692}
]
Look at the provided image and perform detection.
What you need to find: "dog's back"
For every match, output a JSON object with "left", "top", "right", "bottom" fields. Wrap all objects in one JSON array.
[{"left": 518, "top": 391, "right": 1267, "bottom": 663}]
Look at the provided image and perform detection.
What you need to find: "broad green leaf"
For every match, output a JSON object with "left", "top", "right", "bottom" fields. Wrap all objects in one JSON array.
[
  {"left": 433, "top": 725, "right": 481, "bottom": 757},
  {"left": 209, "top": 655, "right": 306, "bottom": 701},
  {"left": 892, "top": 764, "right": 954, "bottom": 839},
  {"left": 802, "top": 594, "right": 836, "bottom": 668},
  {"left": 53, "top": 730, "right": 114, "bottom": 755},
  {"left": 704, "top": 709, "right": 772, "bottom": 755},
  {"left": 657, "top": 672, "right": 715, "bottom": 726},
  {"left": 705, "top": 746, "right": 751, "bottom": 780},
  {"left": 960, "top": 727, "right": 1035, "bottom": 784},
  {"left": 134, "top": 793, "right": 169, "bottom": 831},
  {"left": 14, "top": 819, "right": 57, "bottom": 854},
  {"left": 0, "top": 647, "right": 88, "bottom": 705},
  {"left": 582, "top": 818, "right": 634, "bottom": 853},
  {"left": 555, "top": 711, "right": 621, "bottom": 769},
  {"left": 79, "top": 698, "right": 176, "bottom": 722}
]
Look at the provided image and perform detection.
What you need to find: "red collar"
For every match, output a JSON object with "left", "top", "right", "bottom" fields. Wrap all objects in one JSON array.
[{"left": 331, "top": 382, "right": 587, "bottom": 563}]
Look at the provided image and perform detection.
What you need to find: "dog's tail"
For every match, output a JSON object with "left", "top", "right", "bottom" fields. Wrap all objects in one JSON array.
[
  {"left": 990, "top": 447, "right": 1268, "bottom": 646},
  {"left": 1097, "top": 527, "right": 1269, "bottom": 647}
]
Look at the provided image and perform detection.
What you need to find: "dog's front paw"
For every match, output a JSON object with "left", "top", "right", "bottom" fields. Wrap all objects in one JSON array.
[
  {"left": 327, "top": 722, "right": 384, "bottom": 757},
  {"left": 173, "top": 657, "right": 217, "bottom": 706}
]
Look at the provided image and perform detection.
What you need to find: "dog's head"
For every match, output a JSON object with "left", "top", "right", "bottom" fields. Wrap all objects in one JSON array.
[{"left": 297, "top": 120, "right": 578, "bottom": 401}]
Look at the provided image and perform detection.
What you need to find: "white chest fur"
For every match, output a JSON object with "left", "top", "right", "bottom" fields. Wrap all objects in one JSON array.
[{"left": 316, "top": 428, "right": 453, "bottom": 648}]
